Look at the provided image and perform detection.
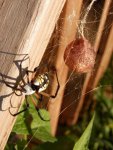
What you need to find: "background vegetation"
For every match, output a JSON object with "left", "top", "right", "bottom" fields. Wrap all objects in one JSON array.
[{"left": 6, "top": 56, "right": 113, "bottom": 150}]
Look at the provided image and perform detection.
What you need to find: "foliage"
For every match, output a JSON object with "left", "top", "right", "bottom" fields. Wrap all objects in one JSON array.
[
  {"left": 73, "top": 113, "right": 95, "bottom": 150},
  {"left": 88, "top": 57, "right": 113, "bottom": 150},
  {"left": 6, "top": 95, "right": 56, "bottom": 150},
  {"left": 6, "top": 57, "right": 113, "bottom": 150},
  {"left": 32, "top": 113, "right": 95, "bottom": 150},
  {"left": 89, "top": 88, "right": 113, "bottom": 148},
  {"left": 6, "top": 92, "right": 95, "bottom": 150},
  {"left": 33, "top": 136, "right": 75, "bottom": 150},
  {"left": 5, "top": 136, "right": 27, "bottom": 150},
  {"left": 99, "top": 56, "right": 113, "bottom": 85}
]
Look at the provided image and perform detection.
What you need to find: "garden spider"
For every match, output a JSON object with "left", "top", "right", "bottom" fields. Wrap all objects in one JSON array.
[{"left": 2, "top": 59, "right": 60, "bottom": 121}]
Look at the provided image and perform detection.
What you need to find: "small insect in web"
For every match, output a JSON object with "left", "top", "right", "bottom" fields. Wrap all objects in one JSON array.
[{"left": 2, "top": 58, "right": 60, "bottom": 121}]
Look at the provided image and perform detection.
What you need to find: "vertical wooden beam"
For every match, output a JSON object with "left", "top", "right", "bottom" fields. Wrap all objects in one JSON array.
[
  {"left": 93, "top": 25, "right": 113, "bottom": 87},
  {"left": 94, "top": 0, "right": 112, "bottom": 52},
  {"left": 49, "top": 0, "right": 83, "bottom": 135},
  {"left": 0, "top": 0, "right": 66, "bottom": 149},
  {"left": 72, "top": 0, "right": 112, "bottom": 123}
]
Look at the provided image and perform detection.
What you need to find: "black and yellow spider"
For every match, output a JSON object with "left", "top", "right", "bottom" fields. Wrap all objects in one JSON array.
[{"left": 2, "top": 59, "right": 60, "bottom": 121}]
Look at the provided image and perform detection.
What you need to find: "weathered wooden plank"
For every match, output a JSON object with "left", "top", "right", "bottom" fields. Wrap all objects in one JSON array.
[
  {"left": 0, "top": 0, "right": 66, "bottom": 149},
  {"left": 49, "top": 0, "right": 83, "bottom": 135}
]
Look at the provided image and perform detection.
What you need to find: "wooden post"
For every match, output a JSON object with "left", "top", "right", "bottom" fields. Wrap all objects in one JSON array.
[
  {"left": 49, "top": 0, "right": 83, "bottom": 135},
  {"left": 0, "top": 0, "right": 66, "bottom": 149}
]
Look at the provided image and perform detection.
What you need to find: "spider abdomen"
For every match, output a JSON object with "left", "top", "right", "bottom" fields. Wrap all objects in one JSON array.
[{"left": 33, "top": 73, "right": 49, "bottom": 93}]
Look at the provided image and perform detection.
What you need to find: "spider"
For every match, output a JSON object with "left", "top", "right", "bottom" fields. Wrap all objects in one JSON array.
[{"left": 2, "top": 58, "right": 60, "bottom": 121}]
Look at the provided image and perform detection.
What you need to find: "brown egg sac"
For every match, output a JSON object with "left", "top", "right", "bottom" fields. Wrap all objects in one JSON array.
[{"left": 64, "top": 38, "right": 96, "bottom": 73}]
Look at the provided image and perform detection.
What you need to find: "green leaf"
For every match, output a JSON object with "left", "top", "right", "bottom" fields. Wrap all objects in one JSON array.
[
  {"left": 73, "top": 113, "right": 95, "bottom": 150},
  {"left": 12, "top": 94, "right": 56, "bottom": 143},
  {"left": 5, "top": 133, "right": 29, "bottom": 150},
  {"left": 15, "top": 139, "right": 28, "bottom": 150}
]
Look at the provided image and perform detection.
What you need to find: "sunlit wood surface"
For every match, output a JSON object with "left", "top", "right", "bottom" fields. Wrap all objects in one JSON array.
[{"left": 0, "top": 0, "right": 66, "bottom": 149}]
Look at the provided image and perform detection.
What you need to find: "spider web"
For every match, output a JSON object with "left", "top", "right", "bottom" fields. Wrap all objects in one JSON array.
[
  {"left": 24, "top": 0, "right": 113, "bottom": 148},
  {"left": 41, "top": 0, "right": 113, "bottom": 122}
]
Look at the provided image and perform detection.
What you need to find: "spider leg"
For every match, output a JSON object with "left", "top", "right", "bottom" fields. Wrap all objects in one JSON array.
[
  {"left": 26, "top": 64, "right": 47, "bottom": 83},
  {"left": 30, "top": 95, "right": 50, "bottom": 121},
  {"left": 50, "top": 66, "right": 60, "bottom": 98},
  {"left": 1, "top": 74, "right": 22, "bottom": 92},
  {"left": 38, "top": 94, "right": 45, "bottom": 109},
  {"left": 39, "top": 94, "right": 43, "bottom": 102},
  {"left": 35, "top": 92, "right": 50, "bottom": 111},
  {"left": 1, "top": 74, "right": 16, "bottom": 89},
  {"left": 19, "top": 60, "right": 27, "bottom": 85},
  {"left": 34, "top": 63, "right": 49, "bottom": 73},
  {"left": 14, "top": 89, "right": 23, "bottom": 96},
  {"left": 13, "top": 54, "right": 30, "bottom": 86},
  {"left": 34, "top": 93, "right": 43, "bottom": 102},
  {"left": 26, "top": 69, "right": 36, "bottom": 83},
  {"left": 37, "top": 109, "right": 50, "bottom": 122},
  {"left": 34, "top": 93, "right": 45, "bottom": 109},
  {"left": 26, "top": 63, "right": 49, "bottom": 83},
  {"left": 9, "top": 91, "right": 22, "bottom": 109},
  {"left": 9, "top": 95, "right": 29, "bottom": 116},
  {"left": 40, "top": 66, "right": 60, "bottom": 99},
  {"left": 9, "top": 93, "right": 17, "bottom": 108}
]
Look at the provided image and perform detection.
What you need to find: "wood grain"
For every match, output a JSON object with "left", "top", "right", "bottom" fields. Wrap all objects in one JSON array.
[{"left": 0, "top": 0, "right": 66, "bottom": 149}]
